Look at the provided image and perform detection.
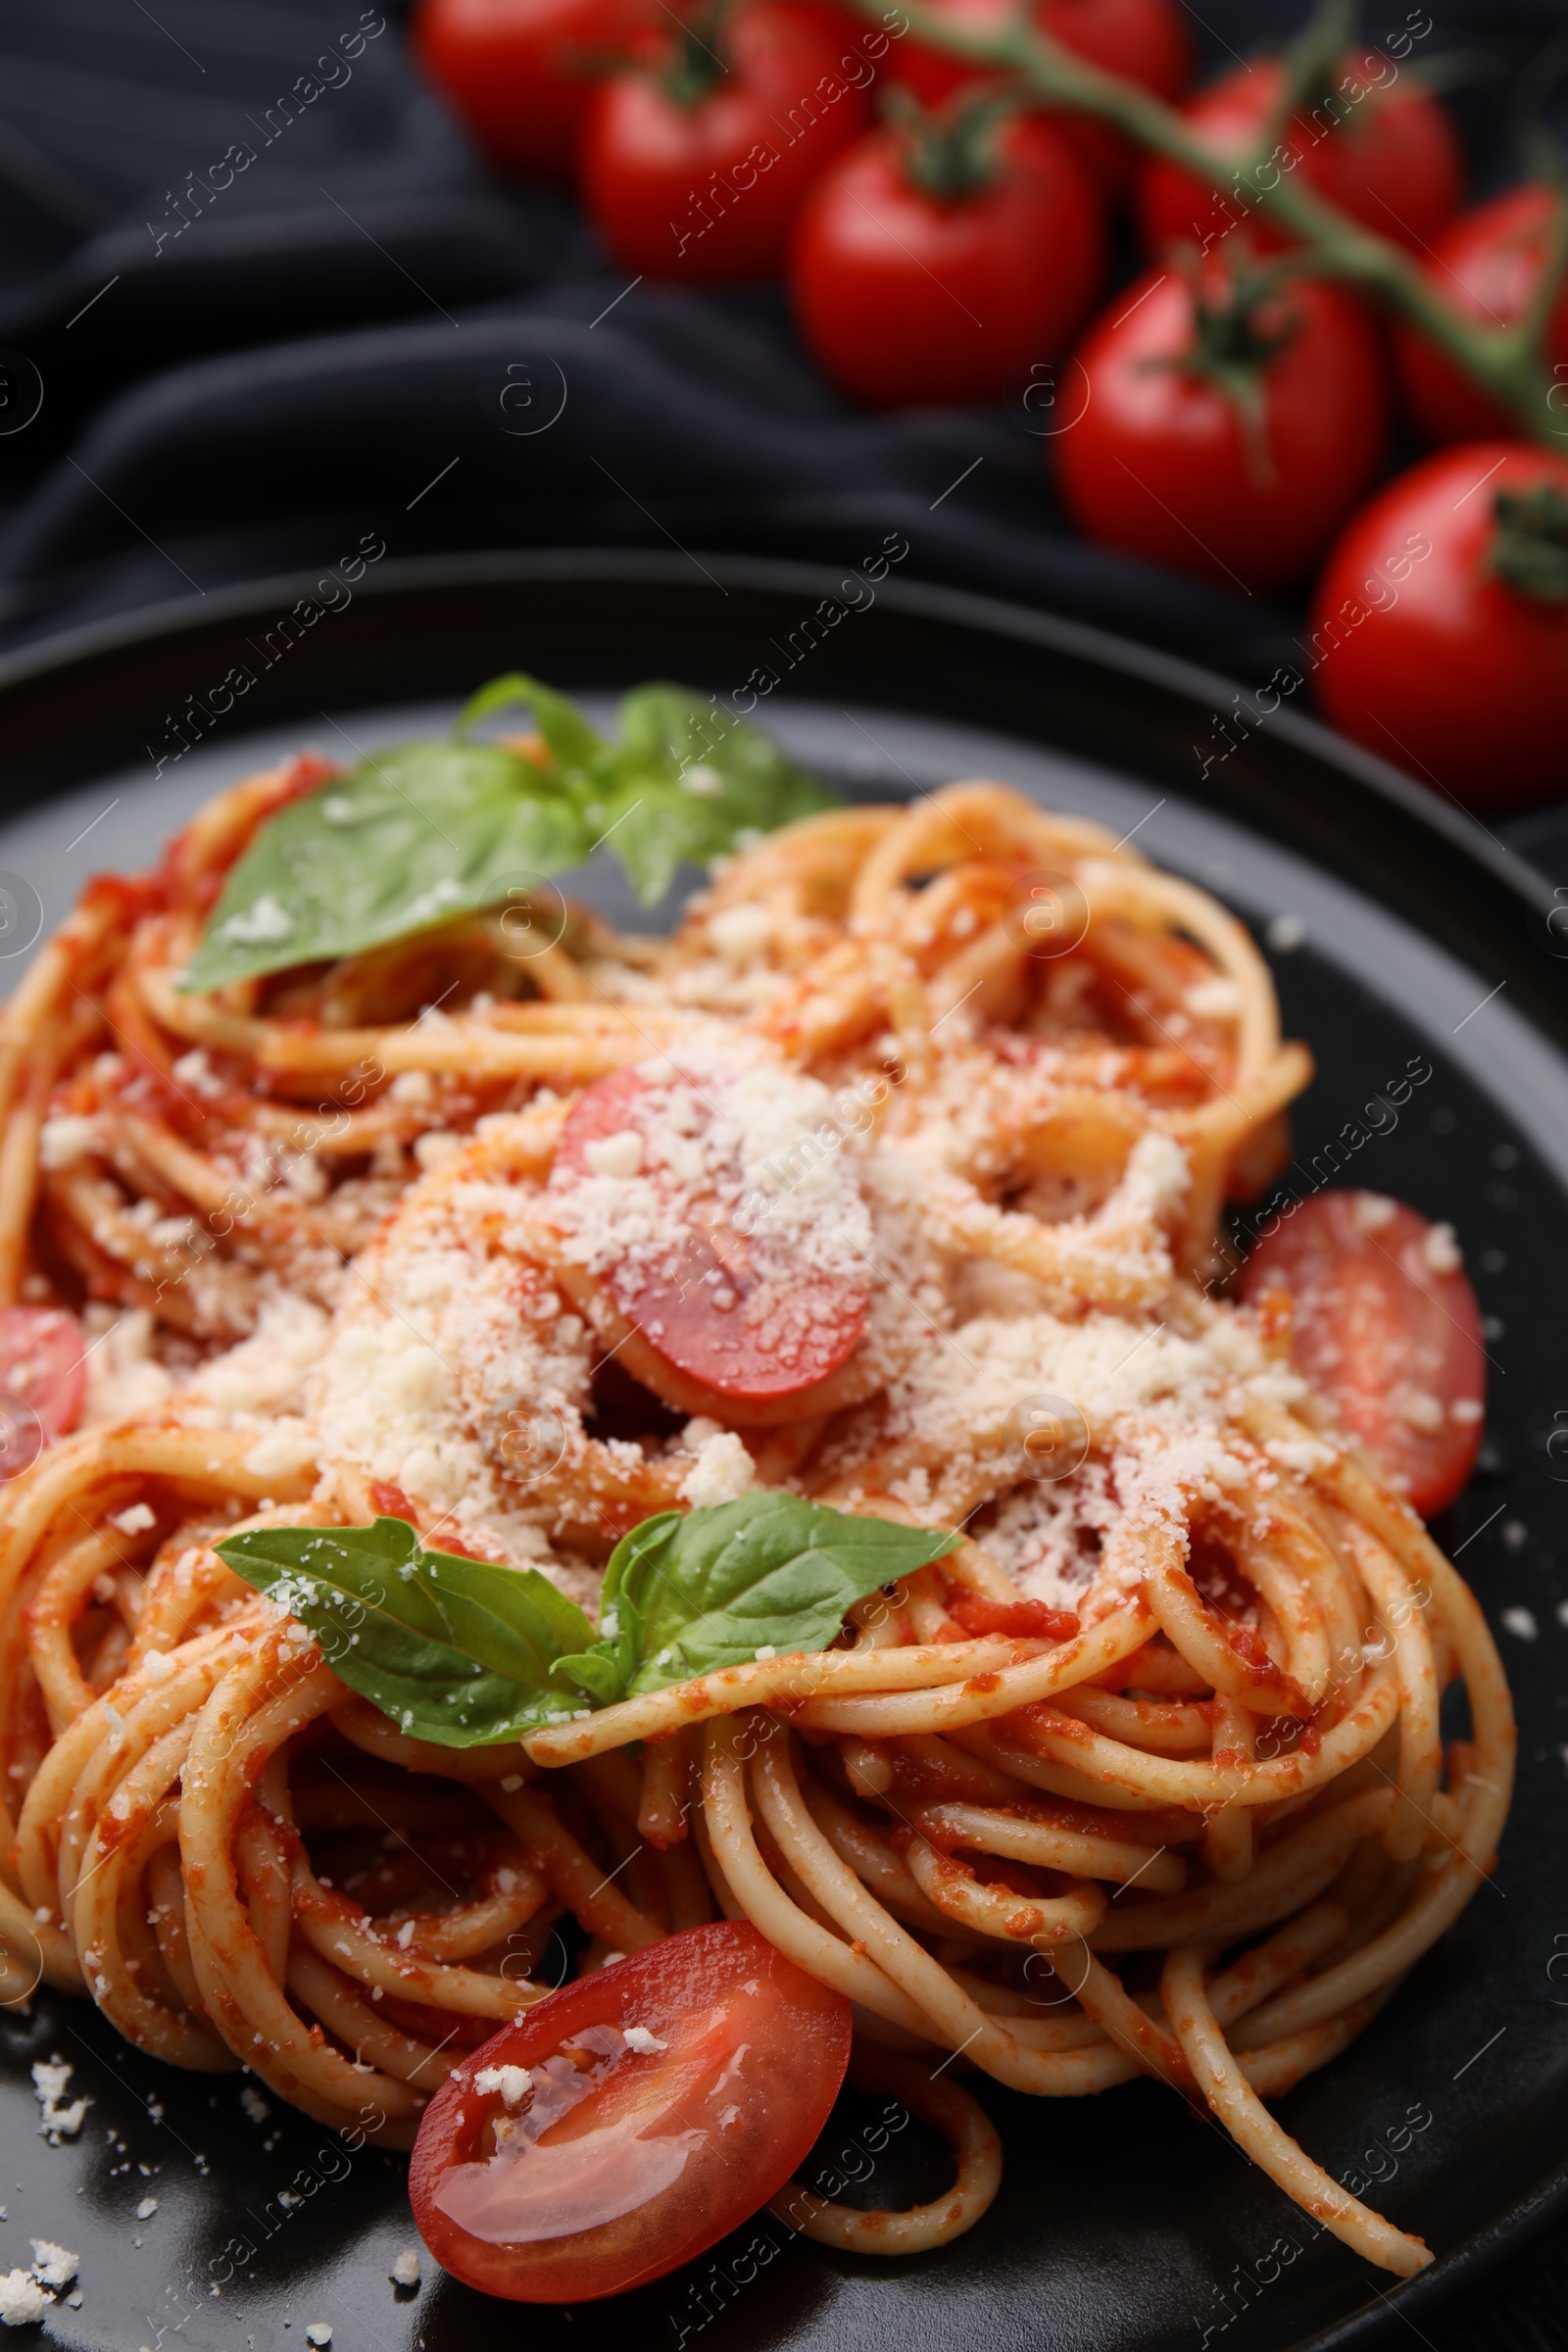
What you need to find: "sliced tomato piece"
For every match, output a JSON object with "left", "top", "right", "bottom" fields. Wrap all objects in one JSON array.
[
  {"left": 554, "top": 1067, "right": 869, "bottom": 1403},
  {"left": 1241, "top": 1190, "right": 1484, "bottom": 1517},
  {"left": 410, "top": 1920, "right": 852, "bottom": 2302},
  {"left": 0, "top": 1306, "right": 85, "bottom": 1470}
]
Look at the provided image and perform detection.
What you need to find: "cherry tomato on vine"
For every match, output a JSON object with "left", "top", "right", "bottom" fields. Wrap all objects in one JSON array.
[
  {"left": 1242, "top": 1191, "right": 1485, "bottom": 1518},
  {"left": 415, "top": 0, "right": 658, "bottom": 180},
  {"left": 579, "top": 0, "right": 872, "bottom": 279},
  {"left": 1055, "top": 254, "right": 1388, "bottom": 592},
  {"left": 889, "top": 0, "right": 1192, "bottom": 195},
  {"left": 410, "top": 1922, "right": 853, "bottom": 2301},
  {"left": 790, "top": 98, "right": 1104, "bottom": 406},
  {"left": 1137, "top": 51, "right": 1461, "bottom": 259},
  {"left": 1308, "top": 443, "right": 1568, "bottom": 809},
  {"left": 1393, "top": 183, "right": 1568, "bottom": 445}
]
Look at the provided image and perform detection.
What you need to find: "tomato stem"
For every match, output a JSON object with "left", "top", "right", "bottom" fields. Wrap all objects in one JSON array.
[
  {"left": 1488, "top": 481, "right": 1568, "bottom": 600},
  {"left": 1270, "top": 0, "right": 1354, "bottom": 137},
  {"left": 658, "top": 2, "right": 732, "bottom": 107},
  {"left": 1137, "top": 255, "right": 1302, "bottom": 486},
  {"left": 883, "top": 86, "right": 1017, "bottom": 202},
  {"left": 848, "top": 0, "right": 1566, "bottom": 441}
]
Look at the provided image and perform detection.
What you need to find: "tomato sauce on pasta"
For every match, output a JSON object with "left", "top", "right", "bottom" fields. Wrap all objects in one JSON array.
[{"left": 0, "top": 756, "right": 1512, "bottom": 2289}]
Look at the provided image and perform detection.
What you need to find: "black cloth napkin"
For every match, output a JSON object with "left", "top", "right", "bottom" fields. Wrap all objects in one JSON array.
[{"left": 0, "top": 1, "right": 1563, "bottom": 2338}]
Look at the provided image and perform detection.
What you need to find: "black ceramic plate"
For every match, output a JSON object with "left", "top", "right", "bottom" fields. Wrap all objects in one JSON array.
[{"left": 0, "top": 555, "right": 1563, "bottom": 2352}]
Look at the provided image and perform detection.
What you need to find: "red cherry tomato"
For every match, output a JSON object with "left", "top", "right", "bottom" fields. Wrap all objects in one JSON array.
[
  {"left": 1242, "top": 1190, "right": 1484, "bottom": 1518},
  {"left": 0, "top": 1306, "right": 85, "bottom": 1472},
  {"left": 890, "top": 0, "right": 1191, "bottom": 195},
  {"left": 410, "top": 1921, "right": 852, "bottom": 2302},
  {"left": 1055, "top": 257, "right": 1388, "bottom": 592},
  {"left": 556, "top": 1067, "right": 869, "bottom": 1401},
  {"left": 579, "top": 0, "right": 871, "bottom": 280},
  {"left": 414, "top": 0, "right": 659, "bottom": 181},
  {"left": 1308, "top": 442, "right": 1568, "bottom": 809},
  {"left": 1393, "top": 183, "right": 1568, "bottom": 446},
  {"left": 1137, "top": 52, "right": 1461, "bottom": 258},
  {"left": 790, "top": 111, "right": 1104, "bottom": 407}
]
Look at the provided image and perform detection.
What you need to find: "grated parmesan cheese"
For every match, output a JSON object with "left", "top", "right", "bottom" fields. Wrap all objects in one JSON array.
[
  {"left": 0, "top": 2272, "right": 48, "bottom": 2327},
  {"left": 680, "top": 1430, "right": 756, "bottom": 1507},
  {"left": 1185, "top": 976, "right": 1241, "bottom": 1019},
  {"left": 474, "top": 2064, "right": 530, "bottom": 2107},
  {"left": 219, "top": 892, "right": 293, "bottom": 945},
  {"left": 584, "top": 1131, "right": 644, "bottom": 1180},
  {"left": 708, "top": 905, "right": 773, "bottom": 963},
  {"left": 38, "top": 1114, "right": 98, "bottom": 1170},
  {"left": 1422, "top": 1222, "right": 1462, "bottom": 1275},
  {"left": 31, "top": 2057, "right": 88, "bottom": 2142}
]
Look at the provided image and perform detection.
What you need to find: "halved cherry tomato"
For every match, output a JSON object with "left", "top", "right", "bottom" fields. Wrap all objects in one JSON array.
[
  {"left": 1393, "top": 182, "right": 1568, "bottom": 446},
  {"left": 579, "top": 0, "right": 871, "bottom": 280},
  {"left": 790, "top": 107, "right": 1104, "bottom": 408},
  {"left": 414, "top": 0, "right": 660, "bottom": 181},
  {"left": 0, "top": 1306, "right": 85, "bottom": 1471},
  {"left": 410, "top": 1921, "right": 852, "bottom": 2301},
  {"left": 1241, "top": 1190, "right": 1485, "bottom": 1518},
  {"left": 555, "top": 1066, "right": 868, "bottom": 1403},
  {"left": 890, "top": 0, "right": 1192, "bottom": 196},
  {"left": 1136, "top": 52, "right": 1461, "bottom": 259}
]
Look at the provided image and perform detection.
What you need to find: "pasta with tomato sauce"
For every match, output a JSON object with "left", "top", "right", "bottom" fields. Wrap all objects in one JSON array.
[{"left": 0, "top": 712, "right": 1511, "bottom": 2301}]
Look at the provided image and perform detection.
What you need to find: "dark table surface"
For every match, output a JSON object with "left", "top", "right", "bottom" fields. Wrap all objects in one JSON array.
[{"left": 0, "top": 2, "right": 1563, "bottom": 2343}]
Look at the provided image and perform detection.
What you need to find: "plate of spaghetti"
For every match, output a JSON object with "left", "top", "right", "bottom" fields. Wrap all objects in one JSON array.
[{"left": 0, "top": 558, "right": 1560, "bottom": 2352}]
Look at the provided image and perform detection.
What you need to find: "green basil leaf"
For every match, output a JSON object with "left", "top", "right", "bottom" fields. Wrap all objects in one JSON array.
[
  {"left": 214, "top": 1516, "right": 596, "bottom": 1747},
  {"left": 596, "top": 1496, "right": 959, "bottom": 1699},
  {"left": 182, "top": 673, "right": 840, "bottom": 986},
  {"left": 549, "top": 1512, "right": 666, "bottom": 1704},
  {"left": 591, "top": 692, "right": 839, "bottom": 906},
  {"left": 455, "top": 671, "right": 604, "bottom": 772},
  {"left": 589, "top": 782, "right": 722, "bottom": 907},
  {"left": 180, "top": 742, "right": 591, "bottom": 994},
  {"left": 550, "top": 1646, "right": 623, "bottom": 1706}
]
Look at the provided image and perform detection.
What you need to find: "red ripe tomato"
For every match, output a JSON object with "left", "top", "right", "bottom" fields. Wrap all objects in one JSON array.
[
  {"left": 1137, "top": 52, "right": 1461, "bottom": 258},
  {"left": 890, "top": 0, "right": 1191, "bottom": 195},
  {"left": 1393, "top": 183, "right": 1568, "bottom": 446},
  {"left": 555, "top": 1066, "right": 869, "bottom": 1401},
  {"left": 0, "top": 1306, "right": 85, "bottom": 1473},
  {"left": 410, "top": 1922, "right": 852, "bottom": 2301},
  {"left": 1241, "top": 1190, "right": 1484, "bottom": 1518},
  {"left": 1308, "top": 442, "right": 1568, "bottom": 808},
  {"left": 790, "top": 109, "right": 1104, "bottom": 406},
  {"left": 1055, "top": 257, "right": 1388, "bottom": 592},
  {"left": 579, "top": 0, "right": 871, "bottom": 280},
  {"left": 414, "top": 0, "right": 659, "bottom": 181}
]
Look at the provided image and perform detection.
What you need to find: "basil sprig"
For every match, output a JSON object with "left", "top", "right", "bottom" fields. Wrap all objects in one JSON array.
[
  {"left": 180, "top": 675, "right": 836, "bottom": 994},
  {"left": 216, "top": 1500, "right": 958, "bottom": 1748}
]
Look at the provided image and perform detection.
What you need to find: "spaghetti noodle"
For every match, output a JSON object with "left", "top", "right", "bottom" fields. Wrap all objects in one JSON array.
[{"left": 0, "top": 762, "right": 1512, "bottom": 2286}]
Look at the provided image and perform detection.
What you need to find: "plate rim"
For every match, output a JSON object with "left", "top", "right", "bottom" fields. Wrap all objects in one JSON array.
[
  {"left": 0, "top": 545, "right": 1554, "bottom": 926},
  {"left": 0, "top": 546, "right": 1563, "bottom": 2350}
]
